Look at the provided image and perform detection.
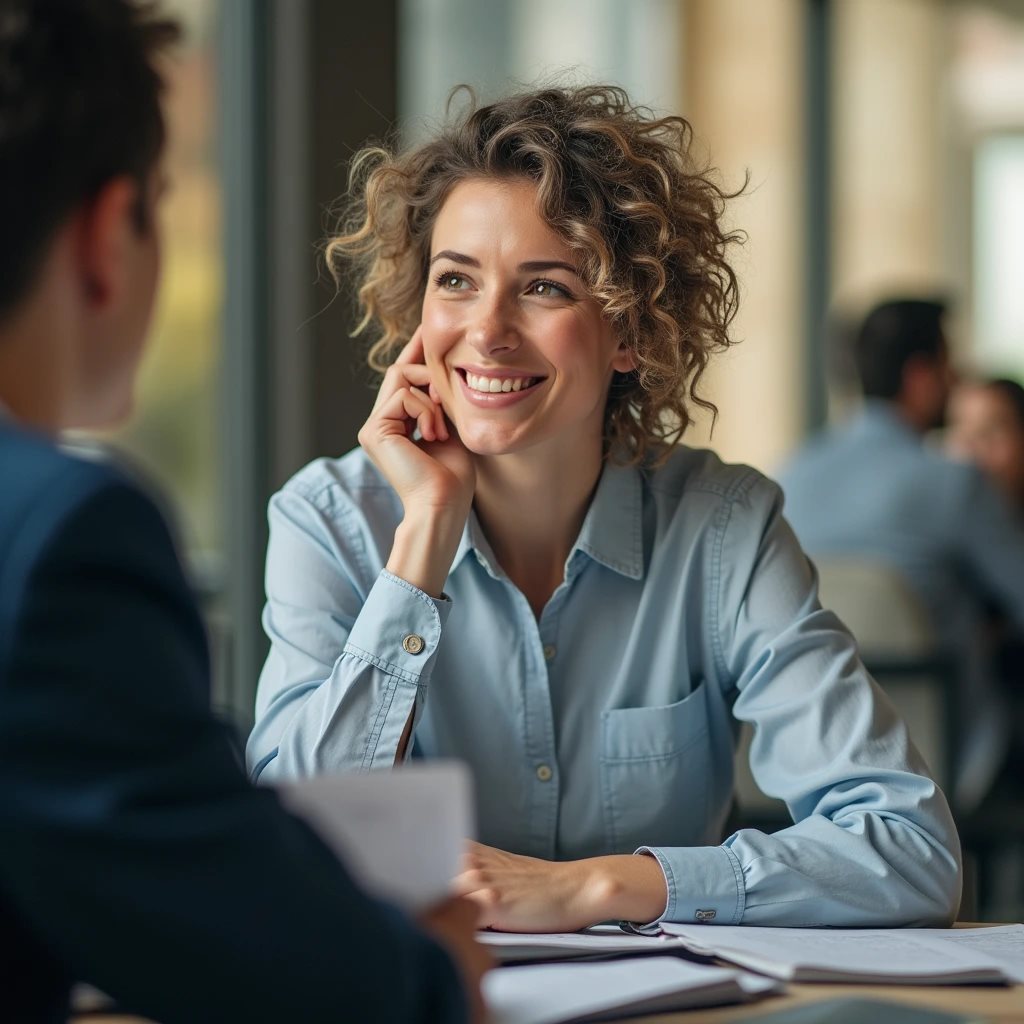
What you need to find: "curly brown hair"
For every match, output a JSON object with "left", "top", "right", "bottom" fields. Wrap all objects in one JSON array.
[{"left": 327, "top": 84, "right": 743, "bottom": 463}]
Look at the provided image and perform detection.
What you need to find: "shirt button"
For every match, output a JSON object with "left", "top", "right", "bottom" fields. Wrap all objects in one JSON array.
[
  {"left": 402, "top": 634, "right": 425, "bottom": 655},
  {"left": 543, "top": 644, "right": 556, "bottom": 661},
  {"left": 536, "top": 764, "right": 553, "bottom": 782}
]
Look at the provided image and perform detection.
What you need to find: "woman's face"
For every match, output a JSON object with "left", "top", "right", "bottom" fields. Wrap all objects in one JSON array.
[
  {"left": 420, "top": 176, "right": 633, "bottom": 459},
  {"left": 948, "top": 383, "right": 1024, "bottom": 502}
]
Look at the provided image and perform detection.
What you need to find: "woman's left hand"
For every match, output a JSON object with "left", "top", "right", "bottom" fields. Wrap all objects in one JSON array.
[
  {"left": 452, "top": 842, "right": 670, "bottom": 933},
  {"left": 452, "top": 842, "right": 600, "bottom": 933}
]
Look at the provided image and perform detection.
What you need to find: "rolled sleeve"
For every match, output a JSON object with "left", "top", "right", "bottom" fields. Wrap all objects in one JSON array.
[{"left": 246, "top": 468, "right": 458, "bottom": 782}]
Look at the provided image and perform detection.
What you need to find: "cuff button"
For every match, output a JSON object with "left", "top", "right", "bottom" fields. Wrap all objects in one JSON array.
[
  {"left": 399, "top": 630, "right": 423, "bottom": 655},
  {"left": 402, "top": 633, "right": 426, "bottom": 655}
]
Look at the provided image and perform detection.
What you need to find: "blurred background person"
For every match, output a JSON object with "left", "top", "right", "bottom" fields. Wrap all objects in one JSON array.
[
  {"left": 778, "top": 298, "right": 1024, "bottom": 812},
  {"left": 948, "top": 375, "right": 1024, "bottom": 792},
  {"left": 948, "top": 377, "right": 1024, "bottom": 519}
]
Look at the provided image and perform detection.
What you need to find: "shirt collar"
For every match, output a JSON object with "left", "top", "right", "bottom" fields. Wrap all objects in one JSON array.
[
  {"left": 450, "top": 457, "right": 645, "bottom": 581},
  {"left": 451, "top": 509, "right": 496, "bottom": 576},
  {"left": 573, "top": 457, "right": 644, "bottom": 579}
]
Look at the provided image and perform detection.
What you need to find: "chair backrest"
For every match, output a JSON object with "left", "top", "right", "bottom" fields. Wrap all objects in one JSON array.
[
  {"left": 815, "top": 557, "right": 935, "bottom": 656},
  {"left": 816, "top": 556, "right": 954, "bottom": 792}
]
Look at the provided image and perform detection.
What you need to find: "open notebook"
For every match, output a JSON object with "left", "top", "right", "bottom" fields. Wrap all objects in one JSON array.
[
  {"left": 480, "top": 924, "right": 697, "bottom": 964},
  {"left": 484, "top": 956, "right": 780, "bottom": 1024}
]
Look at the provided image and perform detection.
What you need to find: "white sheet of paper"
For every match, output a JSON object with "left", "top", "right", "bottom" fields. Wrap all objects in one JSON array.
[
  {"left": 480, "top": 924, "right": 694, "bottom": 962},
  {"left": 659, "top": 924, "right": 1013, "bottom": 984},
  {"left": 275, "top": 761, "right": 472, "bottom": 910},
  {"left": 929, "top": 925, "right": 1024, "bottom": 983},
  {"left": 484, "top": 956, "right": 779, "bottom": 1024}
]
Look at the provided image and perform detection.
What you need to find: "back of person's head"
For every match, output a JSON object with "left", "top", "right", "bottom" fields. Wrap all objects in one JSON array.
[
  {"left": 0, "top": 0, "right": 179, "bottom": 323},
  {"left": 853, "top": 298, "right": 948, "bottom": 400}
]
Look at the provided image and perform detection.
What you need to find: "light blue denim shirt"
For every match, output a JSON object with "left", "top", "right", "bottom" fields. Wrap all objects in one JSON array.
[{"left": 247, "top": 445, "right": 960, "bottom": 927}]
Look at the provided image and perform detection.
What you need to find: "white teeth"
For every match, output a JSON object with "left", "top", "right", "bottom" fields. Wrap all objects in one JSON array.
[{"left": 465, "top": 372, "right": 535, "bottom": 394}]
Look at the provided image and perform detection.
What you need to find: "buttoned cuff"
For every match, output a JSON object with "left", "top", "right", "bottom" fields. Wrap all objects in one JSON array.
[
  {"left": 633, "top": 845, "right": 746, "bottom": 926},
  {"left": 343, "top": 570, "right": 451, "bottom": 685}
]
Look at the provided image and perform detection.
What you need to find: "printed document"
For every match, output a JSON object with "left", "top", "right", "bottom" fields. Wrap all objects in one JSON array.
[
  {"left": 658, "top": 924, "right": 1020, "bottom": 984},
  {"left": 276, "top": 761, "right": 472, "bottom": 910}
]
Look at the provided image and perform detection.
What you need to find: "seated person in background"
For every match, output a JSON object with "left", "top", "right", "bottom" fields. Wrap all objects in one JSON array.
[
  {"left": 779, "top": 299, "right": 1024, "bottom": 810},
  {"left": 0, "top": 2, "right": 485, "bottom": 1022},
  {"left": 948, "top": 376, "right": 1024, "bottom": 520},
  {"left": 247, "top": 85, "right": 961, "bottom": 932},
  {"left": 948, "top": 376, "right": 1024, "bottom": 762}
]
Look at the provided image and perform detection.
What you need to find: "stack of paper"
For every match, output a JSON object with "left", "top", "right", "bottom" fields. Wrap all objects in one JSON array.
[
  {"left": 480, "top": 924, "right": 697, "bottom": 964},
  {"left": 658, "top": 924, "right": 1024, "bottom": 985},
  {"left": 484, "top": 956, "right": 780, "bottom": 1024}
]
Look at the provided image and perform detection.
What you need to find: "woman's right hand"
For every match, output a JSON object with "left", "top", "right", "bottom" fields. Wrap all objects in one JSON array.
[
  {"left": 418, "top": 896, "right": 493, "bottom": 1024},
  {"left": 358, "top": 328, "right": 475, "bottom": 596}
]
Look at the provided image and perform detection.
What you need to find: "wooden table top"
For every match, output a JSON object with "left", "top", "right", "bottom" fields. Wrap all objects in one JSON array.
[{"left": 73, "top": 924, "right": 1024, "bottom": 1024}]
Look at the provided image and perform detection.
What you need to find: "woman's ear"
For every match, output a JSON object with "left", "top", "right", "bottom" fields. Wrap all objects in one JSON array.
[{"left": 611, "top": 342, "right": 636, "bottom": 374}]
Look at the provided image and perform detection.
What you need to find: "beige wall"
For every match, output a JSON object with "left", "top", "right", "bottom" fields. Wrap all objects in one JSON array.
[
  {"left": 831, "top": 0, "right": 949, "bottom": 313},
  {"left": 681, "top": 0, "right": 806, "bottom": 473}
]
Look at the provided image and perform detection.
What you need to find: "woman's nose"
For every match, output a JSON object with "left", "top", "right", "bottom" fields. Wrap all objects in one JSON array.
[{"left": 467, "top": 298, "right": 520, "bottom": 357}]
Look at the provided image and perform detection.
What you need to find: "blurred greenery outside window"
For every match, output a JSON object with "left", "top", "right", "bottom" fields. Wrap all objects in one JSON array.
[{"left": 106, "top": 0, "right": 223, "bottom": 582}]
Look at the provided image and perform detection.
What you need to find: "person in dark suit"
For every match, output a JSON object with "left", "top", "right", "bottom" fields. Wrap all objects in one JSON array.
[{"left": 0, "top": 2, "right": 486, "bottom": 1022}]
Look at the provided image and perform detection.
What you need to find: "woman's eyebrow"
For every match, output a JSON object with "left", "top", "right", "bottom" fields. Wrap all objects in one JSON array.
[
  {"left": 518, "top": 260, "right": 579, "bottom": 275},
  {"left": 428, "top": 251, "right": 580, "bottom": 276},
  {"left": 429, "top": 249, "right": 478, "bottom": 267}
]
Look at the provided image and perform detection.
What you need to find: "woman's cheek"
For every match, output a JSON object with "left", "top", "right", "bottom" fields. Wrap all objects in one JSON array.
[
  {"left": 421, "top": 296, "right": 465, "bottom": 335},
  {"left": 421, "top": 302, "right": 464, "bottom": 355}
]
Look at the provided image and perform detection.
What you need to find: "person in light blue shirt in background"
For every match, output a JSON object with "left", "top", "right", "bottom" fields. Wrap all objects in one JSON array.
[
  {"left": 247, "top": 86, "right": 961, "bottom": 931},
  {"left": 778, "top": 299, "right": 1024, "bottom": 811}
]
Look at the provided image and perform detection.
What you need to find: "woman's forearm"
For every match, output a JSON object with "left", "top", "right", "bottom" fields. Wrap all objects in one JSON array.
[
  {"left": 580, "top": 854, "right": 669, "bottom": 925},
  {"left": 386, "top": 508, "right": 467, "bottom": 598}
]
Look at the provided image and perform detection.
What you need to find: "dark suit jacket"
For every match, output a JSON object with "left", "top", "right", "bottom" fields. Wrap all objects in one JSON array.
[{"left": 0, "top": 422, "right": 465, "bottom": 1024}]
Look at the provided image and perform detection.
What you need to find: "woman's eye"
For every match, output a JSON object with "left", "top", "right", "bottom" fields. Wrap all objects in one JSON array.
[
  {"left": 529, "top": 280, "right": 571, "bottom": 299},
  {"left": 437, "top": 272, "right": 470, "bottom": 290}
]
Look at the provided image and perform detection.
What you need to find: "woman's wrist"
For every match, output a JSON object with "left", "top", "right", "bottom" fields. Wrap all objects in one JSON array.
[
  {"left": 386, "top": 507, "right": 468, "bottom": 598},
  {"left": 580, "top": 854, "right": 669, "bottom": 925}
]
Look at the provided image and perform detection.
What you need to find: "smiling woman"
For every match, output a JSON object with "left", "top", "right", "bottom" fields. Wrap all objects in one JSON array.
[{"left": 245, "top": 84, "right": 962, "bottom": 935}]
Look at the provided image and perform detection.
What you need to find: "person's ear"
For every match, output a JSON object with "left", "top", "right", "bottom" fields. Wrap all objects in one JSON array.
[
  {"left": 611, "top": 341, "right": 636, "bottom": 374},
  {"left": 76, "top": 176, "right": 142, "bottom": 311}
]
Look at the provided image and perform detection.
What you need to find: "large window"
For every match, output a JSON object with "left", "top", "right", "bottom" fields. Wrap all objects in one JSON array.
[{"left": 106, "top": 0, "right": 223, "bottom": 570}]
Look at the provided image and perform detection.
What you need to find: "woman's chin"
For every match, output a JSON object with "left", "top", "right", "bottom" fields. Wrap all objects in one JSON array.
[{"left": 457, "top": 425, "right": 533, "bottom": 458}]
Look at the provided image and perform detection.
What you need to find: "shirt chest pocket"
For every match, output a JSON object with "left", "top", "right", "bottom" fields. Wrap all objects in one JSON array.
[{"left": 599, "top": 682, "right": 711, "bottom": 853}]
